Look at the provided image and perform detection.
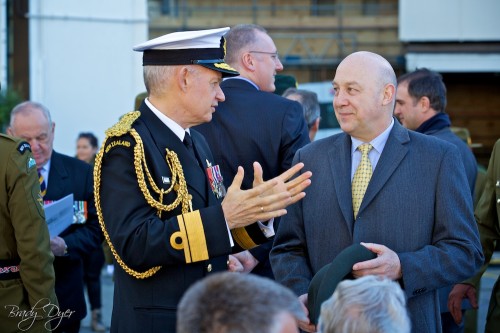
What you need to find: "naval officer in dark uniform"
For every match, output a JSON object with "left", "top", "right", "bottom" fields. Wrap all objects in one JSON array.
[
  {"left": 0, "top": 134, "right": 58, "bottom": 333},
  {"left": 94, "top": 27, "right": 312, "bottom": 333}
]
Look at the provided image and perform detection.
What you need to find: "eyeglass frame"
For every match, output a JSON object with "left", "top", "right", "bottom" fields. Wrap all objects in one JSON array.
[{"left": 248, "top": 50, "right": 280, "bottom": 62}]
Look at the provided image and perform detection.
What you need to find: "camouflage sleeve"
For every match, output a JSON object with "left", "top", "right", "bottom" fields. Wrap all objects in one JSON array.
[{"left": 8, "top": 140, "right": 58, "bottom": 308}]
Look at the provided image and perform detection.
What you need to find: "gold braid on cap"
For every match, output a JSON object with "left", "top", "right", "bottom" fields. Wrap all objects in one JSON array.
[{"left": 94, "top": 111, "right": 191, "bottom": 279}]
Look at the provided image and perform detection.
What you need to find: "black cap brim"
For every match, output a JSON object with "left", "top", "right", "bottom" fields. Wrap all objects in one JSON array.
[{"left": 193, "top": 59, "right": 239, "bottom": 77}]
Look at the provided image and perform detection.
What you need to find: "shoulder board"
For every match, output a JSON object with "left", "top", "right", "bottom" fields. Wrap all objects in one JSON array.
[{"left": 105, "top": 111, "right": 141, "bottom": 138}]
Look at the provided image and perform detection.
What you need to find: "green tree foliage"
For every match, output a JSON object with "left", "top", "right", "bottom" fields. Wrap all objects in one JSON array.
[{"left": 0, "top": 88, "right": 22, "bottom": 132}]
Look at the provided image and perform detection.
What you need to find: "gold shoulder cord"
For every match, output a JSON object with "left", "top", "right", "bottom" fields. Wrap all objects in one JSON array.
[{"left": 94, "top": 111, "right": 191, "bottom": 279}]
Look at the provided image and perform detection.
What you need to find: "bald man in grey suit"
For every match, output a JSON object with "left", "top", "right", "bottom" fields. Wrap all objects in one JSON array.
[{"left": 270, "top": 51, "right": 483, "bottom": 333}]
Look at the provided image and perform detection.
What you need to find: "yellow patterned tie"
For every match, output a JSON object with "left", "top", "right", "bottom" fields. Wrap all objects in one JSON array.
[
  {"left": 37, "top": 168, "right": 47, "bottom": 198},
  {"left": 352, "top": 143, "right": 373, "bottom": 218}
]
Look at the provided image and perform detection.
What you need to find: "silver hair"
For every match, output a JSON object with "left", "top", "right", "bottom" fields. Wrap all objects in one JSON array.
[
  {"left": 224, "top": 24, "right": 268, "bottom": 65},
  {"left": 143, "top": 65, "right": 199, "bottom": 96},
  {"left": 10, "top": 101, "right": 52, "bottom": 128},
  {"left": 318, "top": 275, "right": 411, "bottom": 333},
  {"left": 177, "top": 272, "right": 306, "bottom": 333},
  {"left": 282, "top": 88, "right": 321, "bottom": 128}
]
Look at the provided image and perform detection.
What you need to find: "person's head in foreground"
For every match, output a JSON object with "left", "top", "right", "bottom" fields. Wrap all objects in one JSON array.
[
  {"left": 318, "top": 275, "right": 411, "bottom": 333},
  {"left": 177, "top": 272, "right": 306, "bottom": 333}
]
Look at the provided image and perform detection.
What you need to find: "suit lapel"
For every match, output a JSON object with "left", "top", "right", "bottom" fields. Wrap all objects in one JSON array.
[
  {"left": 359, "top": 121, "right": 410, "bottom": 215},
  {"left": 191, "top": 131, "right": 221, "bottom": 205},
  {"left": 329, "top": 134, "right": 355, "bottom": 233},
  {"left": 45, "top": 151, "right": 68, "bottom": 200}
]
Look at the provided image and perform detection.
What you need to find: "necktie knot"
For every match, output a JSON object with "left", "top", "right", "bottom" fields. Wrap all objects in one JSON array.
[{"left": 358, "top": 143, "right": 373, "bottom": 155}]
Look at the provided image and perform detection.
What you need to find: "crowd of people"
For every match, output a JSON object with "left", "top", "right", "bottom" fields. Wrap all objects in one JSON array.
[{"left": 1, "top": 24, "right": 498, "bottom": 333}]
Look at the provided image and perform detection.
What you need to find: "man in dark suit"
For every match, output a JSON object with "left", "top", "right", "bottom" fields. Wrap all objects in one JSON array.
[
  {"left": 8, "top": 101, "right": 101, "bottom": 333},
  {"left": 95, "top": 27, "right": 311, "bottom": 333},
  {"left": 394, "top": 68, "right": 477, "bottom": 195},
  {"left": 394, "top": 68, "right": 478, "bottom": 333},
  {"left": 270, "top": 51, "right": 483, "bottom": 333},
  {"left": 196, "top": 24, "right": 310, "bottom": 278}
]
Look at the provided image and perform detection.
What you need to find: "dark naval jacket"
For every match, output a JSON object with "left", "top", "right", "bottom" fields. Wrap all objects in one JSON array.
[{"left": 96, "top": 102, "right": 267, "bottom": 333}]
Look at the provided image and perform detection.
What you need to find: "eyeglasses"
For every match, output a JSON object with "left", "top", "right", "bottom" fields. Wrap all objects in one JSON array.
[{"left": 249, "top": 50, "right": 280, "bottom": 62}]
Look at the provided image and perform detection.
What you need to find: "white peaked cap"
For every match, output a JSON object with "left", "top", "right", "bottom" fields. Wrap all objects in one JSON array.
[
  {"left": 133, "top": 27, "right": 239, "bottom": 77},
  {"left": 133, "top": 27, "right": 230, "bottom": 51}
]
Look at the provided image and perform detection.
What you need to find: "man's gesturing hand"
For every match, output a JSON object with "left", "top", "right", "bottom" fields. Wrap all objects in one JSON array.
[{"left": 222, "top": 162, "right": 311, "bottom": 229}]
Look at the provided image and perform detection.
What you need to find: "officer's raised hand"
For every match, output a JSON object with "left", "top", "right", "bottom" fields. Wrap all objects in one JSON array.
[{"left": 221, "top": 162, "right": 311, "bottom": 229}]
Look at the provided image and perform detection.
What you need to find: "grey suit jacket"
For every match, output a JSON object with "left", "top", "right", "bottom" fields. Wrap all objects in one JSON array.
[{"left": 270, "top": 120, "right": 483, "bottom": 333}]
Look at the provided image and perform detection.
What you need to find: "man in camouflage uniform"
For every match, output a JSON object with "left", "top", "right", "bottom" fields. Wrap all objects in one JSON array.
[
  {"left": 449, "top": 138, "right": 500, "bottom": 333},
  {"left": 0, "top": 133, "right": 58, "bottom": 333}
]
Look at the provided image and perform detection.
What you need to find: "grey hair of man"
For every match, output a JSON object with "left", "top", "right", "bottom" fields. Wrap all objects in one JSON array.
[
  {"left": 177, "top": 272, "right": 306, "bottom": 333},
  {"left": 282, "top": 88, "right": 320, "bottom": 129},
  {"left": 224, "top": 24, "right": 268, "bottom": 66},
  {"left": 10, "top": 101, "right": 52, "bottom": 127},
  {"left": 397, "top": 68, "right": 447, "bottom": 113},
  {"left": 318, "top": 275, "right": 411, "bottom": 333},
  {"left": 143, "top": 65, "right": 179, "bottom": 96}
]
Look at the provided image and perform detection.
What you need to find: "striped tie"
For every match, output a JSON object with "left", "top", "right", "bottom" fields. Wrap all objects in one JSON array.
[
  {"left": 37, "top": 168, "right": 47, "bottom": 197},
  {"left": 352, "top": 143, "right": 373, "bottom": 218}
]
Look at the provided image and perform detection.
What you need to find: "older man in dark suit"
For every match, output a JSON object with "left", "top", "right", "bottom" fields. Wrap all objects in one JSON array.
[
  {"left": 8, "top": 101, "right": 101, "bottom": 333},
  {"left": 270, "top": 51, "right": 483, "bottom": 333},
  {"left": 195, "top": 24, "right": 310, "bottom": 278}
]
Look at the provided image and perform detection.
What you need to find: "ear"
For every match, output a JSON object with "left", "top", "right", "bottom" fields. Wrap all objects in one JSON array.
[
  {"left": 382, "top": 83, "right": 396, "bottom": 106},
  {"left": 51, "top": 122, "right": 56, "bottom": 135},
  {"left": 241, "top": 52, "right": 255, "bottom": 72},
  {"left": 177, "top": 66, "right": 190, "bottom": 92},
  {"left": 309, "top": 118, "right": 320, "bottom": 141},
  {"left": 419, "top": 96, "right": 431, "bottom": 112},
  {"left": 6, "top": 126, "right": 13, "bottom": 136}
]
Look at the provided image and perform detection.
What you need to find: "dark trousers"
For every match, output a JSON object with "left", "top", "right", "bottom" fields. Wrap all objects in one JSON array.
[
  {"left": 83, "top": 245, "right": 105, "bottom": 310},
  {"left": 442, "top": 311, "right": 465, "bottom": 333},
  {"left": 52, "top": 319, "right": 80, "bottom": 333}
]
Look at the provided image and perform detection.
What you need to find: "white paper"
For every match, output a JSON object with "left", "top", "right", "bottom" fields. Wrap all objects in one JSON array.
[{"left": 44, "top": 194, "right": 74, "bottom": 238}]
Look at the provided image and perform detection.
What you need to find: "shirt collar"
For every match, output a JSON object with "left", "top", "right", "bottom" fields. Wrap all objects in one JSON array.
[
  {"left": 145, "top": 98, "right": 189, "bottom": 141},
  {"left": 38, "top": 159, "right": 51, "bottom": 183},
  {"left": 351, "top": 118, "right": 394, "bottom": 155},
  {"left": 223, "top": 76, "right": 259, "bottom": 90}
]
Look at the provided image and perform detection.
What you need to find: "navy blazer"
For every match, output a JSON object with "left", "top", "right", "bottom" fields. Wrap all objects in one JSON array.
[
  {"left": 196, "top": 78, "right": 310, "bottom": 276},
  {"left": 45, "top": 151, "right": 101, "bottom": 327},
  {"left": 270, "top": 120, "right": 483, "bottom": 333},
  {"left": 422, "top": 126, "right": 477, "bottom": 198}
]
